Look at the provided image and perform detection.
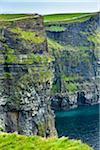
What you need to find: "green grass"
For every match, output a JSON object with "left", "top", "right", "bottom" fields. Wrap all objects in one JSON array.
[
  {"left": 46, "top": 25, "right": 66, "bottom": 32},
  {"left": 44, "top": 13, "right": 97, "bottom": 24},
  {"left": 18, "top": 53, "right": 54, "bottom": 65},
  {"left": 47, "top": 38, "right": 64, "bottom": 50},
  {"left": 0, "top": 56, "right": 4, "bottom": 64},
  {"left": 11, "top": 28, "right": 45, "bottom": 44},
  {"left": 65, "top": 83, "right": 78, "bottom": 93},
  {"left": 88, "top": 31, "right": 100, "bottom": 44},
  {"left": 4, "top": 72, "right": 13, "bottom": 78},
  {"left": 0, "top": 14, "right": 34, "bottom": 21},
  {"left": 51, "top": 83, "right": 59, "bottom": 94},
  {"left": 62, "top": 74, "right": 79, "bottom": 82},
  {"left": 0, "top": 13, "right": 97, "bottom": 23},
  {"left": 0, "top": 133, "right": 92, "bottom": 150}
]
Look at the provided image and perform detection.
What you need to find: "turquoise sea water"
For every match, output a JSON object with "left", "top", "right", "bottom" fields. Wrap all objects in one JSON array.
[{"left": 55, "top": 104, "right": 99, "bottom": 150}]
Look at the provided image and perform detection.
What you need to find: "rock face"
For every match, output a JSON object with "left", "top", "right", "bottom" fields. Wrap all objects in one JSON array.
[
  {"left": 0, "top": 13, "right": 99, "bottom": 135},
  {"left": 0, "top": 14, "right": 56, "bottom": 136},
  {"left": 46, "top": 13, "right": 100, "bottom": 110}
]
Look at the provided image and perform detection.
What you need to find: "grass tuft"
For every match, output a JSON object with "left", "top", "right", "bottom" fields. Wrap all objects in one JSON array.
[{"left": 0, "top": 133, "right": 93, "bottom": 150}]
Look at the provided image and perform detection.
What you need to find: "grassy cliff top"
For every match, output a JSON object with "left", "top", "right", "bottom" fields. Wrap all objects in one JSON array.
[
  {"left": 0, "top": 13, "right": 97, "bottom": 23},
  {"left": 0, "top": 133, "right": 92, "bottom": 150},
  {"left": 0, "top": 14, "right": 39, "bottom": 21},
  {"left": 44, "top": 13, "right": 97, "bottom": 24}
]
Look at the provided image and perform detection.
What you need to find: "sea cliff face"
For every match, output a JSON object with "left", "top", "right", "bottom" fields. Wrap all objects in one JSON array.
[
  {"left": 0, "top": 14, "right": 56, "bottom": 136},
  {"left": 0, "top": 13, "right": 99, "bottom": 136},
  {"left": 45, "top": 13, "right": 100, "bottom": 110}
]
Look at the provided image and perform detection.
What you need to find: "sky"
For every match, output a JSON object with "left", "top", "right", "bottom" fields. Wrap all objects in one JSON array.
[
  {"left": 0, "top": 0, "right": 99, "bottom": 2},
  {"left": 0, "top": 0, "right": 99, "bottom": 14}
]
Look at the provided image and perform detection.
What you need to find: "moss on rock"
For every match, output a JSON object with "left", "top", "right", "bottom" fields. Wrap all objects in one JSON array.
[
  {"left": 46, "top": 25, "right": 66, "bottom": 32},
  {"left": 11, "top": 28, "right": 45, "bottom": 44}
]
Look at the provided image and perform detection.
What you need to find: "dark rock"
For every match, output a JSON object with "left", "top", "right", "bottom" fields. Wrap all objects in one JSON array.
[
  {"left": 46, "top": 13, "right": 100, "bottom": 110},
  {"left": 0, "top": 14, "right": 57, "bottom": 137}
]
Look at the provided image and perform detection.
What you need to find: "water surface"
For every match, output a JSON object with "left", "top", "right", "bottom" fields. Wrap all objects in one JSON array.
[{"left": 56, "top": 104, "right": 99, "bottom": 150}]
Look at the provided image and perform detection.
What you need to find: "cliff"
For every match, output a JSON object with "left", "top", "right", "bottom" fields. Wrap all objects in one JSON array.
[
  {"left": 0, "top": 12, "right": 99, "bottom": 137},
  {"left": 0, "top": 14, "right": 56, "bottom": 136},
  {"left": 45, "top": 13, "right": 100, "bottom": 110}
]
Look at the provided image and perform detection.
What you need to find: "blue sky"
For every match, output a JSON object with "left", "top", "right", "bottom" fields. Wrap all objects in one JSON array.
[
  {"left": 0, "top": 1, "right": 99, "bottom": 14},
  {"left": 0, "top": 0, "right": 99, "bottom": 2}
]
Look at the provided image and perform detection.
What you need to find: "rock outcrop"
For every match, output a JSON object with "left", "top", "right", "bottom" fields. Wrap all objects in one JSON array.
[
  {"left": 0, "top": 14, "right": 57, "bottom": 136},
  {"left": 46, "top": 12, "right": 100, "bottom": 110}
]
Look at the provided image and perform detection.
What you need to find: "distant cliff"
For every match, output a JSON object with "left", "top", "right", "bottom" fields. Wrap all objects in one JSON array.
[
  {"left": 0, "top": 14, "right": 56, "bottom": 136},
  {"left": 45, "top": 12, "right": 100, "bottom": 110}
]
